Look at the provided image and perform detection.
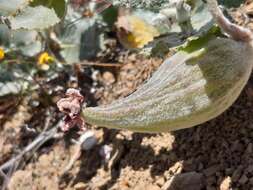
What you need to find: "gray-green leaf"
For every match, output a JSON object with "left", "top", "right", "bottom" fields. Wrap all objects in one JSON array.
[
  {"left": 0, "top": 81, "right": 22, "bottom": 97},
  {"left": 0, "top": 0, "right": 29, "bottom": 16},
  {"left": 9, "top": 6, "right": 60, "bottom": 30},
  {"left": 30, "top": 0, "right": 66, "bottom": 18}
]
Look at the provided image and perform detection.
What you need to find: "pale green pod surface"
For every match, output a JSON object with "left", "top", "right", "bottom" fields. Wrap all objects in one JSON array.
[{"left": 83, "top": 38, "right": 253, "bottom": 133}]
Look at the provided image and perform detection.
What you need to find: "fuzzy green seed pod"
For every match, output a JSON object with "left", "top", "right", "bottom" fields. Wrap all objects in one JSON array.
[{"left": 82, "top": 0, "right": 253, "bottom": 133}]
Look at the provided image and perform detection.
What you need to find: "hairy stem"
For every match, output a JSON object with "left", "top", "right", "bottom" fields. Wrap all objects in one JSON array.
[{"left": 206, "top": 0, "right": 253, "bottom": 42}]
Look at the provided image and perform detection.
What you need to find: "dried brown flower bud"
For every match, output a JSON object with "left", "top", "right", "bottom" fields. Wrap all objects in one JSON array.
[{"left": 57, "top": 89, "right": 86, "bottom": 132}]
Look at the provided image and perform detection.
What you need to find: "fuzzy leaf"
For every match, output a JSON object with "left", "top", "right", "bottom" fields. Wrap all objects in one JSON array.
[
  {"left": 0, "top": 81, "right": 22, "bottom": 96},
  {"left": 30, "top": 0, "right": 66, "bottom": 18},
  {"left": 60, "top": 20, "right": 104, "bottom": 63},
  {"left": 21, "top": 41, "right": 42, "bottom": 57},
  {"left": 178, "top": 26, "right": 222, "bottom": 53},
  {"left": 0, "top": 28, "right": 42, "bottom": 56},
  {"left": 11, "top": 30, "right": 38, "bottom": 45},
  {"left": 139, "top": 0, "right": 213, "bottom": 56},
  {"left": 0, "top": 0, "right": 28, "bottom": 16},
  {"left": 12, "top": 30, "right": 42, "bottom": 56},
  {"left": 59, "top": 6, "right": 105, "bottom": 63},
  {"left": 0, "top": 65, "right": 27, "bottom": 97},
  {"left": 109, "top": 0, "right": 169, "bottom": 11},
  {"left": 9, "top": 6, "right": 60, "bottom": 30}
]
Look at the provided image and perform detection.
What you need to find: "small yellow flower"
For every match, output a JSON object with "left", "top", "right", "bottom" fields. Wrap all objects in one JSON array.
[
  {"left": 116, "top": 15, "right": 160, "bottom": 49},
  {"left": 0, "top": 48, "right": 5, "bottom": 61},
  {"left": 38, "top": 52, "right": 54, "bottom": 70}
]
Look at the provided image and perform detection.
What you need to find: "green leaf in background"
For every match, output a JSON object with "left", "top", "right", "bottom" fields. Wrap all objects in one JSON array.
[
  {"left": 218, "top": 0, "right": 245, "bottom": 8},
  {"left": 9, "top": 6, "right": 60, "bottom": 30},
  {"left": 101, "top": 6, "right": 118, "bottom": 28},
  {"left": 60, "top": 19, "right": 105, "bottom": 63},
  {"left": 0, "top": 0, "right": 29, "bottom": 16},
  {"left": 137, "top": 0, "right": 214, "bottom": 57},
  {"left": 138, "top": 0, "right": 213, "bottom": 35},
  {"left": 30, "top": 0, "right": 66, "bottom": 18},
  {"left": 178, "top": 25, "right": 222, "bottom": 53},
  {"left": 59, "top": 5, "right": 106, "bottom": 63}
]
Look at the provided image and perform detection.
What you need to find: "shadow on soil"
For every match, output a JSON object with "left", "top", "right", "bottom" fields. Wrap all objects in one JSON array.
[{"left": 72, "top": 75, "right": 253, "bottom": 190}]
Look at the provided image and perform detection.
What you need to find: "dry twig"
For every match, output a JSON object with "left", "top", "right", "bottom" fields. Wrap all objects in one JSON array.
[{"left": 0, "top": 122, "right": 61, "bottom": 172}]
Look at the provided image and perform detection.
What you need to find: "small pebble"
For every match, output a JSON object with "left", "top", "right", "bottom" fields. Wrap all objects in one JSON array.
[
  {"left": 220, "top": 176, "right": 232, "bottom": 190},
  {"left": 99, "top": 144, "right": 113, "bottom": 162},
  {"left": 74, "top": 182, "right": 87, "bottom": 190},
  {"left": 162, "top": 172, "right": 204, "bottom": 190},
  {"left": 79, "top": 130, "right": 97, "bottom": 150}
]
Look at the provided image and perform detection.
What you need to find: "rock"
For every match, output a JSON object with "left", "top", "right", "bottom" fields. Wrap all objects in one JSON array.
[
  {"left": 79, "top": 130, "right": 97, "bottom": 151},
  {"left": 220, "top": 176, "right": 232, "bottom": 190},
  {"left": 161, "top": 172, "right": 204, "bottom": 190}
]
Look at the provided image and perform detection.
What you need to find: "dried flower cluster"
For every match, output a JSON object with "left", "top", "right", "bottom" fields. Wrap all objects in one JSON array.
[{"left": 57, "top": 89, "right": 86, "bottom": 132}]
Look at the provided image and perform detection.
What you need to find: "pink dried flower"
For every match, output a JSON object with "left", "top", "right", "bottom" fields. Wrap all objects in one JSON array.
[{"left": 57, "top": 89, "right": 86, "bottom": 132}]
